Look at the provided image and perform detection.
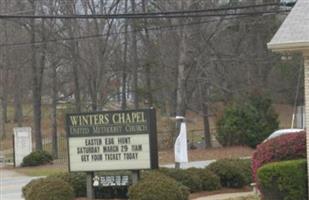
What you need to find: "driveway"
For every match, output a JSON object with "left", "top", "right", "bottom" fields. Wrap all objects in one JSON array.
[
  {"left": 161, "top": 160, "right": 216, "bottom": 169},
  {"left": 0, "top": 151, "right": 32, "bottom": 200},
  {"left": 0, "top": 168, "right": 39, "bottom": 200}
]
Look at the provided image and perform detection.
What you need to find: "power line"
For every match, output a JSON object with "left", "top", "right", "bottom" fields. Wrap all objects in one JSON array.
[
  {"left": 0, "top": 11, "right": 287, "bottom": 48},
  {"left": 107, "top": 3, "right": 281, "bottom": 16},
  {"left": 0, "top": 3, "right": 287, "bottom": 19},
  {"left": 0, "top": 9, "right": 35, "bottom": 15}
]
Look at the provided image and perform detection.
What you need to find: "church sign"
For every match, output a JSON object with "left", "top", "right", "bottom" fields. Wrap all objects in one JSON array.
[{"left": 66, "top": 109, "right": 158, "bottom": 172}]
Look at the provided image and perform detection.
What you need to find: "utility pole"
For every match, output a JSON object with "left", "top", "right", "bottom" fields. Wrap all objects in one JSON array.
[
  {"left": 142, "top": 0, "right": 153, "bottom": 107},
  {"left": 131, "top": 0, "right": 139, "bottom": 109},
  {"left": 121, "top": 0, "right": 128, "bottom": 110},
  {"left": 175, "top": 0, "right": 190, "bottom": 141}
]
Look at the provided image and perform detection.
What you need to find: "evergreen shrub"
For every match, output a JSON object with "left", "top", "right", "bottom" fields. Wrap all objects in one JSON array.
[
  {"left": 207, "top": 159, "right": 251, "bottom": 188},
  {"left": 129, "top": 171, "right": 189, "bottom": 200},
  {"left": 158, "top": 168, "right": 203, "bottom": 192},
  {"left": 257, "top": 159, "right": 307, "bottom": 200},
  {"left": 22, "top": 178, "right": 45, "bottom": 199},
  {"left": 22, "top": 150, "right": 53, "bottom": 167},
  {"left": 217, "top": 95, "right": 278, "bottom": 148},
  {"left": 49, "top": 172, "right": 86, "bottom": 197},
  {"left": 186, "top": 168, "right": 221, "bottom": 191},
  {"left": 23, "top": 177, "right": 74, "bottom": 200}
]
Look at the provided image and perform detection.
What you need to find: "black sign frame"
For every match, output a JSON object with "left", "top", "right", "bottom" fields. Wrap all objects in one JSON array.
[{"left": 66, "top": 108, "right": 158, "bottom": 172}]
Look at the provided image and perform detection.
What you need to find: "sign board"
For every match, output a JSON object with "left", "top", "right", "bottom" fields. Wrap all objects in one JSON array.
[
  {"left": 93, "top": 175, "right": 130, "bottom": 187},
  {"left": 13, "top": 127, "right": 32, "bottom": 167},
  {"left": 66, "top": 109, "right": 158, "bottom": 172}
]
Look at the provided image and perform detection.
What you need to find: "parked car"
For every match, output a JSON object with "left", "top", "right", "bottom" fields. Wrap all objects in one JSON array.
[
  {"left": 263, "top": 128, "right": 304, "bottom": 142},
  {"left": 280, "top": 0, "right": 297, "bottom": 6}
]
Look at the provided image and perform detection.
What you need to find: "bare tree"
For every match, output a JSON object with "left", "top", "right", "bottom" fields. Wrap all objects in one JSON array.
[{"left": 130, "top": 0, "right": 139, "bottom": 109}]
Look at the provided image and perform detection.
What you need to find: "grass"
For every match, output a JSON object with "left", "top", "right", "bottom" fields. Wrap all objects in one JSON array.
[
  {"left": 15, "top": 167, "right": 66, "bottom": 176},
  {"left": 13, "top": 162, "right": 68, "bottom": 176},
  {"left": 159, "top": 146, "right": 253, "bottom": 164}
]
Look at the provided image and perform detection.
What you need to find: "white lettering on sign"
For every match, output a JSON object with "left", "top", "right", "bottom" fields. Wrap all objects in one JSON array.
[
  {"left": 69, "top": 134, "right": 150, "bottom": 171},
  {"left": 100, "top": 176, "right": 129, "bottom": 187}
]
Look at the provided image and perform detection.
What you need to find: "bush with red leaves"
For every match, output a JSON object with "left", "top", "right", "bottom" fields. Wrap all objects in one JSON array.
[{"left": 252, "top": 131, "right": 306, "bottom": 181}]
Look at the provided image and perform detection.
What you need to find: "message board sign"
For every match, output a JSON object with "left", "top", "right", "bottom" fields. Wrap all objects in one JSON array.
[
  {"left": 13, "top": 127, "right": 32, "bottom": 167},
  {"left": 66, "top": 109, "right": 158, "bottom": 172}
]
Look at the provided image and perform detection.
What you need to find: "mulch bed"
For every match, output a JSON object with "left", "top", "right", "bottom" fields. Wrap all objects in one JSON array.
[
  {"left": 189, "top": 187, "right": 252, "bottom": 199},
  {"left": 75, "top": 187, "right": 252, "bottom": 200}
]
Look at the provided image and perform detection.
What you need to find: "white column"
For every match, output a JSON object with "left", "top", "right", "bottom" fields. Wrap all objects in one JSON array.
[{"left": 304, "top": 55, "right": 309, "bottom": 195}]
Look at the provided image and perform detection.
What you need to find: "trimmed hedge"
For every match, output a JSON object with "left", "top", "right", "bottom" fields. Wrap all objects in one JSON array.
[
  {"left": 23, "top": 177, "right": 74, "bottom": 200},
  {"left": 207, "top": 159, "right": 252, "bottom": 188},
  {"left": 129, "top": 171, "right": 189, "bottom": 200},
  {"left": 257, "top": 159, "right": 307, "bottom": 200},
  {"left": 22, "top": 150, "right": 53, "bottom": 167},
  {"left": 22, "top": 178, "right": 45, "bottom": 199},
  {"left": 158, "top": 168, "right": 202, "bottom": 192},
  {"left": 186, "top": 168, "right": 221, "bottom": 191},
  {"left": 49, "top": 172, "right": 86, "bottom": 197},
  {"left": 158, "top": 168, "right": 221, "bottom": 192},
  {"left": 252, "top": 132, "right": 306, "bottom": 181}
]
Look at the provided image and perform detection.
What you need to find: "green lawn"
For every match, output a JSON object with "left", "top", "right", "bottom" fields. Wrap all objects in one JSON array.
[{"left": 14, "top": 164, "right": 68, "bottom": 176}]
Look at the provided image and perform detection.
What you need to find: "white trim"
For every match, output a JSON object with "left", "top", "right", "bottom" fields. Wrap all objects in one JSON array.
[{"left": 268, "top": 41, "right": 309, "bottom": 52}]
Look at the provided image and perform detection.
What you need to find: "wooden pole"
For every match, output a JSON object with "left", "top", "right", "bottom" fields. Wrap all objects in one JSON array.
[
  {"left": 303, "top": 55, "right": 309, "bottom": 196},
  {"left": 86, "top": 172, "right": 94, "bottom": 199},
  {"left": 131, "top": 170, "right": 140, "bottom": 185}
]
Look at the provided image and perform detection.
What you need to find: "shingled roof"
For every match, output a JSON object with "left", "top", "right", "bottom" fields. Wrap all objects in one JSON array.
[{"left": 268, "top": 0, "right": 309, "bottom": 52}]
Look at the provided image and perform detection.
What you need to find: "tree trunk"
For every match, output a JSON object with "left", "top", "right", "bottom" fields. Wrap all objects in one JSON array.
[
  {"left": 198, "top": 82, "right": 212, "bottom": 148},
  {"left": 51, "top": 63, "right": 58, "bottom": 158},
  {"left": 121, "top": 0, "right": 128, "bottom": 110},
  {"left": 30, "top": 17, "right": 43, "bottom": 150},
  {"left": 72, "top": 54, "right": 82, "bottom": 112},
  {"left": 14, "top": 88, "right": 23, "bottom": 126},
  {"left": 1, "top": 71, "right": 8, "bottom": 124},
  {"left": 30, "top": 4, "right": 45, "bottom": 150},
  {"left": 0, "top": 98, "right": 5, "bottom": 138},
  {"left": 14, "top": 70, "right": 23, "bottom": 126},
  {"left": 1, "top": 92, "right": 7, "bottom": 123},
  {"left": 71, "top": 25, "right": 82, "bottom": 112},
  {"left": 89, "top": 79, "right": 98, "bottom": 111},
  {"left": 2, "top": 0, "right": 9, "bottom": 123}
]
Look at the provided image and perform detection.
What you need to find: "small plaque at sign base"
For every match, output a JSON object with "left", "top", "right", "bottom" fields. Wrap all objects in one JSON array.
[{"left": 99, "top": 175, "right": 130, "bottom": 187}]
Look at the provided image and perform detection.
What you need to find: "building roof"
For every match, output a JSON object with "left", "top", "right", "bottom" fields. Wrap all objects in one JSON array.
[{"left": 268, "top": 0, "right": 309, "bottom": 52}]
